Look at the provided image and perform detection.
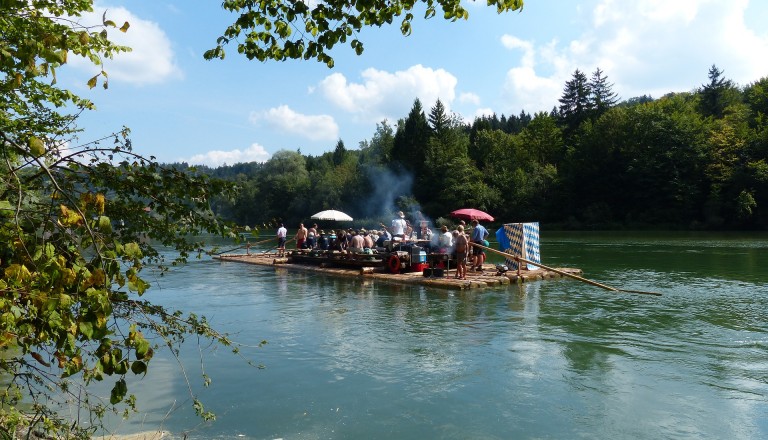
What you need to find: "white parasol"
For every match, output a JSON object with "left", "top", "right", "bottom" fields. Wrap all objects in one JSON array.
[{"left": 310, "top": 209, "right": 353, "bottom": 221}]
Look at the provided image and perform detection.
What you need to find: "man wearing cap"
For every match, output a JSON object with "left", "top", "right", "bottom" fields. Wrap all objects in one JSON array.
[{"left": 391, "top": 211, "right": 408, "bottom": 240}]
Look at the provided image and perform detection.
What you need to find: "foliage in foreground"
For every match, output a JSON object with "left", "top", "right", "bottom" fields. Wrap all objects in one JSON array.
[
  {"left": 0, "top": 1, "right": 237, "bottom": 437},
  {"left": 1, "top": 132, "right": 237, "bottom": 437}
]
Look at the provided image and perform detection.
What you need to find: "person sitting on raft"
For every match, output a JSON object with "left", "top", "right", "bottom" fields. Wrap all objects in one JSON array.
[
  {"left": 318, "top": 230, "right": 329, "bottom": 250},
  {"left": 362, "top": 229, "right": 374, "bottom": 250},
  {"left": 348, "top": 230, "right": 365, "bottom": 255}
]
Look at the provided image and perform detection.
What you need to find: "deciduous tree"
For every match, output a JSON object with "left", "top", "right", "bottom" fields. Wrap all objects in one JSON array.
[{"left": 207, "top": 0, "right": 524, "bottom": 67}]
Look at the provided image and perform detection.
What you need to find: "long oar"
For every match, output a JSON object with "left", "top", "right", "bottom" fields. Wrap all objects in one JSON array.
[
  {"left": 261, "top": 237, "right": 294, "bottom": 254},
  {"left": 470, "top": 242, "right": 661, "bottom": 296},
  {"left": 213, "top": 236, "right": 274, "bottom": 255}
]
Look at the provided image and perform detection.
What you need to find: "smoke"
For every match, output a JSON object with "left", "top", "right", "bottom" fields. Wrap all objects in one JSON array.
[
  {"left": 357, "top": 167, "right": 440, "bottom": 249},
  {"left": 360, "top": 167, "right": 414, "bottom": 218}
]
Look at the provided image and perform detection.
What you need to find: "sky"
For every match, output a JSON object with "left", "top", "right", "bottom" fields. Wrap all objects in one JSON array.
[{"left": 59, "top": 0, "right": 768, "bottom": 167}]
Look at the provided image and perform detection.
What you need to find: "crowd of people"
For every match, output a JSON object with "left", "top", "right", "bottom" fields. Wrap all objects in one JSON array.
[
  {"left": 275, "top": 213, "right": 490, "bottom": 275},
  {"left": 278, "top": 222, "right": 392, "bottom": 255}
]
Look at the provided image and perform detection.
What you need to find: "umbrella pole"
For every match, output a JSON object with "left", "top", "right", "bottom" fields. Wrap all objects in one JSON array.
[{"left": 470, "top": 242, "right": 661, "bottom": 296}]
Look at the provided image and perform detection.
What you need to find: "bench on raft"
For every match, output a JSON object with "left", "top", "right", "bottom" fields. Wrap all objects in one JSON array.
[{"left": 288, "top": 249, "right": 387, "bottom": 269}]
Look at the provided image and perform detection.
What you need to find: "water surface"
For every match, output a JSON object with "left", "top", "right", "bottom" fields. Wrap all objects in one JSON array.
[{"left": 113, "top": 232, "right": 768, "bottom": 439}]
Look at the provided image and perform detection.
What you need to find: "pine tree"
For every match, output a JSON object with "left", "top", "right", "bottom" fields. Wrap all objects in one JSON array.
[
  {"left": 391, "top": 99, "right": 431, "bottom": 174},
  {"left": 589, "top": 68, "right": 619, "bottom": 117},
  {"left": 428, "top": 98, "right": 450, "bottom": 135},
  {"left": 699, "top": 64, "right": 737, "bottom": 118},
  {"left": 558, "top": 69, "right": 592, "bottom": 132},
  {"left": 332, "top": 139, "right": 347, "bottom": 165}
]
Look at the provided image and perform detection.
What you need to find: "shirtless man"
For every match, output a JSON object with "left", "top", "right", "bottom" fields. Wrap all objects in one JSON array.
[
  {"left": 295, "top": 223, "right": 308, "bottom": 249},
  {"left": 349, "top": 230, "right": 365, "bottom": 254},
  {"left": 454, "top": 225, "right": 469, "bottom": 280},
  {"left": 362, "top": 230, "right": 374, "bottom": 249},
  {"left": 307, "top": 223, "right": 318, "bottom": 249}
]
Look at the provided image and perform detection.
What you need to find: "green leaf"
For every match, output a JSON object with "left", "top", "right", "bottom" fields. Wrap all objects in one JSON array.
[
  {"left": 114, "top": 360, "right": 129, "bottom": 375},
  {"left": 130, "top": 360, "right": 147, "bottom": 375},
  {"left": 0, "top": 200, "right": 13, "bottom": 217},
  {"left": 110, "top": 379, "right": 127, "bottom": 405},
  {"left": 79, "top": 321, "right": 94, "bottom": 339},
  {"left": 29, "top": 136, "right": 46, "bottom": 157},
  {"left": 47, "top": 310, "right": 62, "bottom": 329},
  {"left": 127, "top": 276, "right": 150, "bottom": 295},
  {"left": 124, "top": 242, "right": 142, "bottom": 259},
  {"left": 98, "top": 216, "right": 112, "bottom": 234},
  {"left": 135, "top": 339, "right": 151, "bottom": 359}
]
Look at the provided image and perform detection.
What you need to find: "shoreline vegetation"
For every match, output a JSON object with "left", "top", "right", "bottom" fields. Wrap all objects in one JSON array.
[{"left": 176, "top": 66, "right": 768, "bottom": 232}]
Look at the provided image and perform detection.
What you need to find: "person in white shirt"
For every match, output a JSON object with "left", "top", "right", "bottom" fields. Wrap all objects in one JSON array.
[
  {"left": 391, "top": 211, "right": 407, "bottom": 239},
  {"left": 276, "top": 223, "right": 287, "bottom": 256},
  {"left": 439, "top": 225, "right": 453, "bottom": 253}
]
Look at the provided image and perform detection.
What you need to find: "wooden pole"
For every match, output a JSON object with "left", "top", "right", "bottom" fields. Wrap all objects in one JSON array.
[
  {"left": 470, "top": 242, "right": 661, "bottom": 296},
  {"left": 213, "top": 236, "right": 275, "bottom": 255},
  {"left": 261, "top": 237, "right": 294, "bottom": 254}
]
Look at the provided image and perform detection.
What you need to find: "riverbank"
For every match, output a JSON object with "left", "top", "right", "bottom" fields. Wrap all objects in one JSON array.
[{"left": 107, "top": 432, "right": 168, "bottom": 440}]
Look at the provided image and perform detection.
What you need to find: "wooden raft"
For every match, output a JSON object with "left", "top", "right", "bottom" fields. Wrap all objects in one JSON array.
[{"left": 215, "top": 252, "right": 583, "bottom": 291}]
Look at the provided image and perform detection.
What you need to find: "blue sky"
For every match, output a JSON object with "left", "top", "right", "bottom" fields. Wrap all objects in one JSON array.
[{"left": 60, "top": 0, "right": 768, "bottom": 166}]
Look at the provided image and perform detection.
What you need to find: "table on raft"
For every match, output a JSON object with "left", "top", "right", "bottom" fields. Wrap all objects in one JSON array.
[{"left": 215, "top": 250, "right": 583, "bottom": 291}]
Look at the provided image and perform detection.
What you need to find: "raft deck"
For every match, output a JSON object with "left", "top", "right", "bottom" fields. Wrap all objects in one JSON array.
[{"left": 215, "top": 251, "right": 583, "bottom": 291}]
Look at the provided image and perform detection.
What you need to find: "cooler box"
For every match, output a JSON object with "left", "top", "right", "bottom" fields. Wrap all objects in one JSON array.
[{"left": 410, "top": 246, "right": 427, "bottom": 263}]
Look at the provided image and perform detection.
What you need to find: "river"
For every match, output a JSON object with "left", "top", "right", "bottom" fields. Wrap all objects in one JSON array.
[{"left": 109, "top": 231, "right": 767, "bottom": 439}]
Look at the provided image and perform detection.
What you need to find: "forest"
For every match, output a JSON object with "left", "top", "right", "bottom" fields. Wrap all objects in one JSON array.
[{"left": 173, "top": 65, "right": 768, "bottom": 231}]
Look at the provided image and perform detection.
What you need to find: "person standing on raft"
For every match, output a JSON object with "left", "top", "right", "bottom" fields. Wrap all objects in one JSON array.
[
  {"left": 454, "top": 225, "right": 469, "bottom": 280},
  {"left": 391, "top": 211, "right": 408, "bottom": 240},
  {"left": 470, "top": 219, "right": 489, "bottom": 271},
  {"left": 276, "top": 223, "right": 288, "bottom": 256},
  {"left": 295, "top": 223, "right": 308, "bottom": 249}
]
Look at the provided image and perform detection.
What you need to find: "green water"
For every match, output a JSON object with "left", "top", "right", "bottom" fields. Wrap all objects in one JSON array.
[{"left": 112, "top": 232, "right": 767, "bottom": 439}]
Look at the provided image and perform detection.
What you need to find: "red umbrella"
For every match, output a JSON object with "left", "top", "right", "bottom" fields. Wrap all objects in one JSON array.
[{"left": 450, "top": 208, "right": 494, "bottom": 222}]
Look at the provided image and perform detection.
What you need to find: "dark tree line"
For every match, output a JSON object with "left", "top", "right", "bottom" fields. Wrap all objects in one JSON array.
[{"left": 171, "top": 65, "right": 768, "bottom": 230}]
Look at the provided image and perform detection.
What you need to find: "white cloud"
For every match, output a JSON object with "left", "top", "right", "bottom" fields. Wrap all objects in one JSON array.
[
  {"left": 501, "top": 35, "right": 535, "bottom": 67},
  {"left": 474, "top": 107, "right": 495, "bottom": 118},
  {"left": 317, "top": 65, "right": 458, "bottom": 122},
  {"left": 249, "top": 105, "right": 339, "bottom": 141},
  {"left": 182, "top": 143, "right": 271, "bottom": 167},
  {"left": 459, "top": 92, "right": 481, "bottom": 106},
  {"left": 500, "top": 0, "right": 768, "bottom": 112},
  {"left": 68, "top": 4, "right": 182, "bottom": 85}
]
